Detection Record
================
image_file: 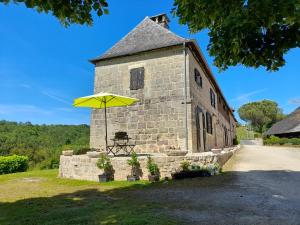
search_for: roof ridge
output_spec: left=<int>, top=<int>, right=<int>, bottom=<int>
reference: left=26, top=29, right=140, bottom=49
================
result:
left=92, top=17, right=150, bottom=61
left=145, top=16, right=189, bottom=42
left=90, top=16, right=189, bottom=63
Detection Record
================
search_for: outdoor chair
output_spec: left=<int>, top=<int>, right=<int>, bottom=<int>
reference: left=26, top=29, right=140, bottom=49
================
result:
left=106, top=131, right=135, bottom=156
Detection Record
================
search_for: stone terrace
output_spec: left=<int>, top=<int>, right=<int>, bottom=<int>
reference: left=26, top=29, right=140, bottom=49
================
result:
left=59, top=146, right=239, bottom=181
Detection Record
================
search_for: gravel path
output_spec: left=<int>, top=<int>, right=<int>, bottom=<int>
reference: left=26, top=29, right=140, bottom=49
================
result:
left=134, top=145, right=300, bottom=225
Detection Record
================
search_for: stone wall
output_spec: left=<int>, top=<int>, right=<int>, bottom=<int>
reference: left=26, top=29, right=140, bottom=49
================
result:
left=91, top=46, right=188, bottom=154
left=59, top=145, right=240, bottom=181
left=187, top=48, right=237, bottom=152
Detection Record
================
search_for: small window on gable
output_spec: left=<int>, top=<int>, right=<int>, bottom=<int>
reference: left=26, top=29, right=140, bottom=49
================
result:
left=210, top=89, right=216, bottom=108
left=206, top=112, right=213, bottom=134
left=194, top=68, right=202, bottom=88
left=130, top=67, right=144, bottom=90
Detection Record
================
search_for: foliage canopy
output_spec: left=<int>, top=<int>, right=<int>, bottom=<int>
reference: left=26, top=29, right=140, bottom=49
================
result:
left=2, top=0, right=299, bottom=70
left=173, top=0, right=300, bottom=71
left=238, top=100, right=285, bottom=133
left=1, top=0, right=109, bottom=26
left=0, top=120, right=89, bottom=168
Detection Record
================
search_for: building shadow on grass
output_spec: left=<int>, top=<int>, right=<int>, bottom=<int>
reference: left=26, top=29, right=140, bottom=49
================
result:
left=1, top=170, right=300, bottom=225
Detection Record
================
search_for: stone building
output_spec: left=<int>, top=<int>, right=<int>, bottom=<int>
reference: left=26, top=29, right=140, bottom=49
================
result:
left=89, top=14, right=237, bottom=154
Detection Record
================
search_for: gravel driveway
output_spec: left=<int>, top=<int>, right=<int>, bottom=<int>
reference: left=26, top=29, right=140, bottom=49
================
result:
left=134, top=145, right=300, bottom=225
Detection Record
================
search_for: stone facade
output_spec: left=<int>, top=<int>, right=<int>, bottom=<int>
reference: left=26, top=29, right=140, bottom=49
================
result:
left=59, top=15, right=239, bottom=182
left=59, top=146, right=240, bottom=181
left=90, top=46, right=188, bottom=153
left=188, top=48, right=237, bottom=152
left=90, top=45, right=236, bottom=154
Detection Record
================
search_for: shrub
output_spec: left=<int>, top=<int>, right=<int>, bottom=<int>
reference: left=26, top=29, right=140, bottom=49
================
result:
left=264, top=136, right=300, bottom=146
left=180, top=160, right=191, bottom=171
left=0, top=155, right=29, bottom=174
left=172, top=162, right=222, bottom=180
left=254, top=133, right=262, bottom=138
left=206, top=163, right=222, bottom=175
left=233, top=136, right=239, bottom=145
left=264, top=135, right=281, bottom=145
left=73, top=147, right=91, bottom=155
left=39, top=157, right=59, bottom=170
left=96, top=154, right=113, bottom=176
left=289, top=138, right=300, bottom=145
left=127, top=153, right=140, bottom=177
left=147, top=156, right=159, bottom=176
left=127, top=152, right=139, bottom=168
left=62, top=145, right=90, bottom=155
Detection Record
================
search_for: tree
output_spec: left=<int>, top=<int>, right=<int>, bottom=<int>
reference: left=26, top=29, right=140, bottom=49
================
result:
left=173, top=0, right=300, bottom=71
left=238, top=100, right=285, bottom=133
left=1, top=0, right=109, bottom=26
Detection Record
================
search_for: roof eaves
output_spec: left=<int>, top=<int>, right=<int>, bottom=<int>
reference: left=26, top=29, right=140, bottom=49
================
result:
left=90, top=43, right=185, bottom=64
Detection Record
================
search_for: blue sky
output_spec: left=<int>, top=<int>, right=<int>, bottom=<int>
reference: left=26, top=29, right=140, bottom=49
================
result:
left=0, top=0, right=299, bottom=125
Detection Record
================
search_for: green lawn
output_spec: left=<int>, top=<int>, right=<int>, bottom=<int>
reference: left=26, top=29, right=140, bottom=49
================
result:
left=236, top=126, right=261, bottom=141
left=0, top=170, right=177, bottom=225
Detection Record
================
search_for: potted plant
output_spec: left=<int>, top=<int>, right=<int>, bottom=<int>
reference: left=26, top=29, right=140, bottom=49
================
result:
left=96, top=153, right=114, bottom=182
left=127, top=153, right=140, bottom=181
left=147, top=156, right=160, bottom=182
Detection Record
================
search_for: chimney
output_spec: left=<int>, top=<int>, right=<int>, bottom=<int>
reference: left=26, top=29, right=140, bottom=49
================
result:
left=150, top=13, right=170, bottom=29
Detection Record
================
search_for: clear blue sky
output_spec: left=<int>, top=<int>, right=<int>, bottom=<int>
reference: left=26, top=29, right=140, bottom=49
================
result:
left=1, top=1, right=299, bottom=125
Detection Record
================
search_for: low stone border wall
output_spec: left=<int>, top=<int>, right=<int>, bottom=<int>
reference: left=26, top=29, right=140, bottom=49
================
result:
left=59, top=145, right=240, bottom=181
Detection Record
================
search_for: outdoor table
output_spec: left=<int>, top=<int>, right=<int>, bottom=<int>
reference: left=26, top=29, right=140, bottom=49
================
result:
left=106, top=136, right=135, bottom=156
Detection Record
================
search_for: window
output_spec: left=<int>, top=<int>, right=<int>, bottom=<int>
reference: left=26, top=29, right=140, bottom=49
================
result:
left=194, top=68, right=202, bottom=88
left=210, top=89, right=216, bottom=108
left=206, top=112, right=213, bottom=134
left=130, top=67, right=144, bottom=90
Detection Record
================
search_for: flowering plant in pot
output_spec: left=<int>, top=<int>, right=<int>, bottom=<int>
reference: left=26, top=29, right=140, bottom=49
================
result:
left=147, top=156, right=160, bottom=182
left=96, top=153, right=114, bottom=182
left=127, top=153, right=140, bottom=181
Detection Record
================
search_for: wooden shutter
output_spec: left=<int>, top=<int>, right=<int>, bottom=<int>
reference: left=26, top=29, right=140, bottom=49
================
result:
left=137, top=67, right=144, bottom=89
left=210, top=89, right=215, bottom=108
left=194, top=69, right=202, bottom=87
left=206, top=112, right=212, bottom=134
left=130, top=67, right=144, bottom=90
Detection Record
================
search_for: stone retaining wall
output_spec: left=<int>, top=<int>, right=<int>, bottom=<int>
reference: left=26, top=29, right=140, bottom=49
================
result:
left=59, top=146, right=240, bottom=181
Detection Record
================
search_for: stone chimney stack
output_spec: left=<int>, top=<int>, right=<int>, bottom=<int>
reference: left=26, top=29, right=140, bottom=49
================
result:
left=150, top=13, right=170, bottom=29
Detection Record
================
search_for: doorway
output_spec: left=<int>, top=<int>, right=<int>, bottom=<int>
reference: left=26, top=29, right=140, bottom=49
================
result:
left=195, top=106, right=206, bottom=152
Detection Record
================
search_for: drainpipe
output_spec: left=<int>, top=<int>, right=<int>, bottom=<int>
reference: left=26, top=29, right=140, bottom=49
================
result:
left=183, top=42, right=188, bottom=152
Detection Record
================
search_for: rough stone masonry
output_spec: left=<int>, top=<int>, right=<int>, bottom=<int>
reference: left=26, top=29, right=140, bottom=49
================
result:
left=59, top=146, right=239, bottom=181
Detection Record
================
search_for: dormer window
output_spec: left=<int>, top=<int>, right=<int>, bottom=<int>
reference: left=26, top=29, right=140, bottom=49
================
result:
left=194, top=68, right=202, bottom=88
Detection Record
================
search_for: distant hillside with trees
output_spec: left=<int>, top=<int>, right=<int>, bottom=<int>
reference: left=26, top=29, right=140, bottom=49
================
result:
left=0, top=121, right=89, bottom=169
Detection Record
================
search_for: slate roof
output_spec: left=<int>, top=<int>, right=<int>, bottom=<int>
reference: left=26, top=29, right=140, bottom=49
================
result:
left=90, top=17, right=189, bottom=63
left=265, top=107, right=300, bottom=135
left=89, top=15, right=236, bottom=120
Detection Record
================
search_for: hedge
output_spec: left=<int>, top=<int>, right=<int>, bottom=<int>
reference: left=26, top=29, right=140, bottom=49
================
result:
left=0, top=155, right=29, bottom=174
left=264, top=136, right=300, bottom=146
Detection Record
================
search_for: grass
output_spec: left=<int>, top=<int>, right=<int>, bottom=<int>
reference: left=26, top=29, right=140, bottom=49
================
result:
left=236, top=126, right=261, bottom=141
left=0, top=170, right=177, bottom=225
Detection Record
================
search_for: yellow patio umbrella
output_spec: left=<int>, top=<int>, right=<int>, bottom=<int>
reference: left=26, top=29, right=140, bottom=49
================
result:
left=73, top=92, right=139, bottom=150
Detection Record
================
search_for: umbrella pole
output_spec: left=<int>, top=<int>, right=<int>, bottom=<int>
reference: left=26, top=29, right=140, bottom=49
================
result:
left=104, top=101, right=108, bottom=152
